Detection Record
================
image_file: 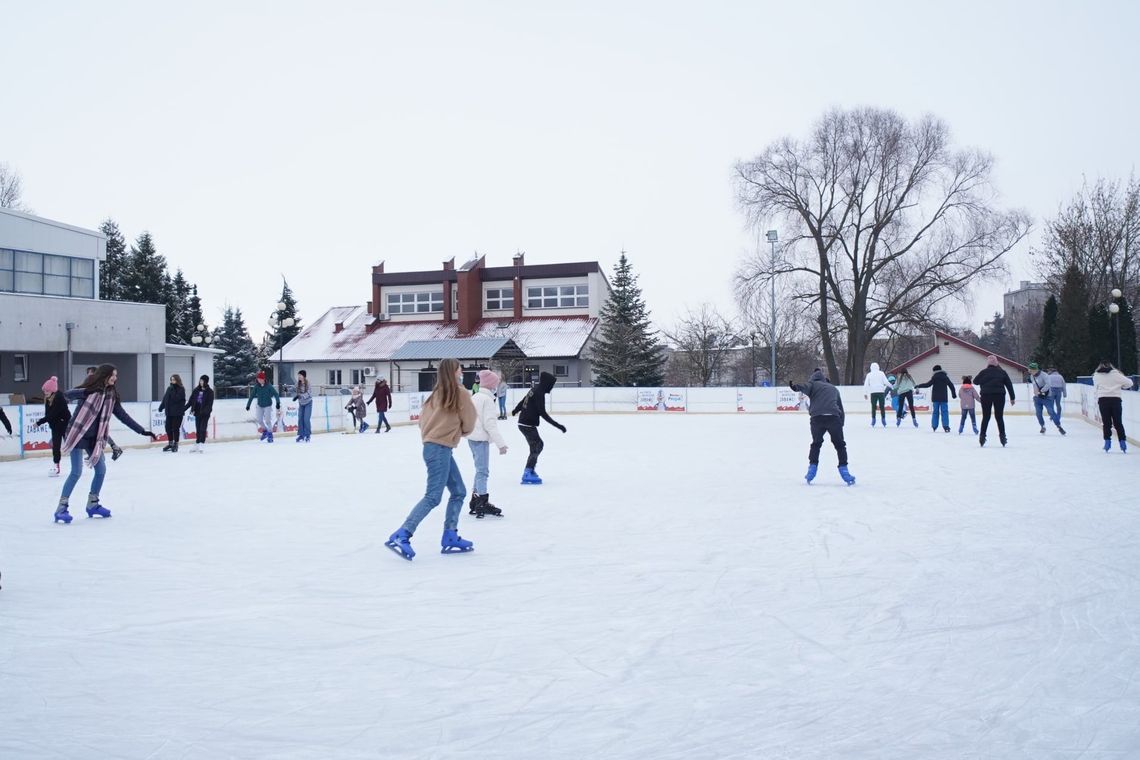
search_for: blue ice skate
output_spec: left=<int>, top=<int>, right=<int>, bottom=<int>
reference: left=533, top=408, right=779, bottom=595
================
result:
left=871, top=417, right=876, bottom=427
left=359, top=421, right=369, bottom=433
left=440, top=529, right=474, bottom=554
left=805, top=463, right=818, bottom=484
left=259, top=428, right=269, bottom=441
left=86, top=502, right=111, bottom=519
left=1104, top=439, right=1112, bottom=452
left=521, top=468, right=543, bottom=485
left=267, top=432, right=274, bottom=443
left=912, top=418, right=919, bottom=428
left=53, top=503, right=72, bottom=524
left=385, top=529, right=415, bottom=560
left=1121, top=440, right=1128, bottom=453
left=838, top=465, right=856, bottom=486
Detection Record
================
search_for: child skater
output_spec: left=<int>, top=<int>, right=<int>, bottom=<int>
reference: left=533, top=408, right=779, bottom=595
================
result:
left=36, top=375, right=71, bottom=476
left=791, top=369, right=855, bottom=485
left=958, top=375, right=979, bottom=435
left=511, top=371, right=566, bottom=484
left=345, top=387, right=369, bottom=433
left=385, top=358, right=477, bottom=560
left=54, top=364, right=157, bottom=524
left=467, top=370, right=509, bottom=518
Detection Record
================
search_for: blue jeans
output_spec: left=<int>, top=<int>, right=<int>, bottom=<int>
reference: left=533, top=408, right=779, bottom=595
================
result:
left=60, top=444, right=105, bottom=501
left=959, top=408, right=976, bottom=431
left=1034, top=395, right=1060, bottom=427
left=498, top=395, right=507, bottom=416
left=468, top=439, right=490, bottom=494
left=1050, top=390, right=1064, bottom=416
left=401, top=443, right=466, bottom=534
left=376, top=411, right=389, bottom=429
left=298, top=402, right=313, bottom=438
left=931, top=401, right=950, bottom=429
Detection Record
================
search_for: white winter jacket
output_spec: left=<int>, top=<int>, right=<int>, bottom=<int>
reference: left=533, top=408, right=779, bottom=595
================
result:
left=863, top=363, right=892, bottom=394
left=468, top=388, right=508, bottom=448
left=1093, top=368, right=1134, bottom=399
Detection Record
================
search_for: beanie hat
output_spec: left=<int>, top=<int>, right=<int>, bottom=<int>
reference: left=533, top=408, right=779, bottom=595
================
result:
left=478, top=369, right=500, bottom=390
left=1028, top=362, right=1039, bottom=370
left=42, top=375, right=59, bottom=395
left=986, top=355, right=999, bottom=366
left=257, top=371, right=266, bottom=381
left=932, top=364, right=942, bottom=371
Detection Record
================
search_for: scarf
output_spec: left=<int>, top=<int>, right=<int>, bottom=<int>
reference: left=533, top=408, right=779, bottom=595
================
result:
left=61, top=389, right=115, bottom=467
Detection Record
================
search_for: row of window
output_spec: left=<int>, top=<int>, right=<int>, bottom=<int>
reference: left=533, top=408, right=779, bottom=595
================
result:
left=0, top=249, right=96, bottom=299
left=327, top=364, right=570, bottom=388
left=385, top=285, right=589, bottom=315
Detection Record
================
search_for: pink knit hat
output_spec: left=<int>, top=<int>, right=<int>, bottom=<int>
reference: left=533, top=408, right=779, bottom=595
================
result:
left=986, top=355, right=999, bottom=366
left=477, top=370, right=500, bottom=390
left=42, top=375, right=58, bottom=395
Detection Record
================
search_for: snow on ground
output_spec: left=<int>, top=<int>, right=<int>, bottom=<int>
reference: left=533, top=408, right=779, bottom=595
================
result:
left=1, top=412, right=1138, bottom=759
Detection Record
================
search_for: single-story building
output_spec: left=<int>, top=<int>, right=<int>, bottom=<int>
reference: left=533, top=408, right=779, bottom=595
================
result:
left=890, top=330, right=1029, bottom=384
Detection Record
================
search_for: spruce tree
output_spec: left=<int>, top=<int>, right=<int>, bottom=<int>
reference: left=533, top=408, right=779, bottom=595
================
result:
left=212, top=307, right=260, bottom=394
left=1053, top=264, right=1092, bottom=379
left=1111, top=295, right=1137, bottom=375
left=1088, top=304, right=1113, bottom=371
left=98, top=218, right=128, bottom=300
left=165, top=269, right=193, bottom=343
left=267, top=279, right=302, bottom=354
left=590, top=253, right=665, bottom=386
left=122, top=231, right=169, bottom=304
left=979, top=312, right=1010, bottom=357
left=184, top=285, right=206, bottom=342
left=1033, top=295, right=1058, bottom=366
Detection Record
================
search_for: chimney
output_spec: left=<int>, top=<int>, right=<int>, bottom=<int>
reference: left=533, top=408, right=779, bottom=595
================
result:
left=334, top=321, right=344, bottom=334
left=513, top=252, right=524, bottom=319
left=512, top=252, right=525, bottom=267
left=457, top=255, right=486, bottom=335
left=366, top=300, right=373, bottom=314
left=371, top=261, right=384, bottom=317
left=443, top=258, right=455, bottom=271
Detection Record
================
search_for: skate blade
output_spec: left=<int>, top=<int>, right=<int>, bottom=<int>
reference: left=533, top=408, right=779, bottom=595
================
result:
left=440, top=546, right=474, bottom=554
left=384, top=541, right=414, bottom=561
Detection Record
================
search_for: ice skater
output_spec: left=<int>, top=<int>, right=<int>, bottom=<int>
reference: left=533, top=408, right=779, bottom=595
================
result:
left=54, top=364, right=157, bottom=524
left=916, top=364, right=957, bottom=432
left=957, top=375, right=979, bottom=435
left=385, top=358, right=477, bottom=560
left=159, top=373, right=186, bottom=452
left=185, top=375, right=215, bottom=452
left=83, top=365, right=124, bottom=460
left=791, top=369, right=855, bottom=485
left=290, top=370, right=313, bottom=442
left=345, top=386, right=369, bottom=433
left=36, top=375, right=71, bottom=476
left=1092, top=359, right=1133, bottom=452
left=893, top=369, right=919, bottom=427
left=246, top=371, right=281, bottom=442
left=495, top=379, right=509, bottom=420
left=974, top=355, right=1015, bottom=447
left=467, top=370, right=509, bottom=518
left=1047, top=367, right=1067, bottom=416
left=365, top=377, right=392, bottom=433
left=511, top=371, right=566, bottom=484
left=863, top=362, right=892, bottom=427
left=1028, top=362, right=1064, bottom=435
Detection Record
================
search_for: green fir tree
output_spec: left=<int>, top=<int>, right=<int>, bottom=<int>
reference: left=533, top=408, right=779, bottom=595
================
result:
left=212, top=307, right=260, bottom=394
left=98, top=218, right=128, bottom=300
left=590, top=253, right=665, bottom=386
left=267, top=278, right=302, bottom=355
left=1109, top=295, right=1137, bottom=375
left=1033, top=295, right=1058, bottom=366
left=122, top=231, right=169, bottom=304
left=1052, top=264, right=1092, bottom=379
left=165, top=269, right=192, bottom=343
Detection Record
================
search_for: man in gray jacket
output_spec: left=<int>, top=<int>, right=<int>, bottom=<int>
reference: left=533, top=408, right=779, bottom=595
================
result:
left=1046, top=367, right=1067, bottom=416
left=791, top=369, right=855, bottom=485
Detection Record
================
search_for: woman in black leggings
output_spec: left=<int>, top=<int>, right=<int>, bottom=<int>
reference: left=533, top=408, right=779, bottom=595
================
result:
left=972, top=355, right=1016, bottom=447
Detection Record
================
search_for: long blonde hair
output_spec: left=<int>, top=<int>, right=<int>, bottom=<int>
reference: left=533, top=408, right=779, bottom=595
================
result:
left=429, top=358, right=465, bottom=415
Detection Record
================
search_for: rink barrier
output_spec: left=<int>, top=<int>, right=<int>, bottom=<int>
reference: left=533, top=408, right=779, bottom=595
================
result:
left=2, top=383, right=1134, bottom=460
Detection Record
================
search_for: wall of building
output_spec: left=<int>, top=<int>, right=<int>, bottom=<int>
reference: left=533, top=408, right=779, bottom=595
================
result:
left=0, top=208, right=106, bottom=263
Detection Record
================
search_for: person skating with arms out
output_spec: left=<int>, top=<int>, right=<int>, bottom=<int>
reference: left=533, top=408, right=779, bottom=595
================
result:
left=82, top=365, right=125, bottom=460
left=385, top=358, right=477, bottom=560
left=1092, top=358, right=1133, bottom=452
left=791, top=369, right=855, bottom=485
left=36, top=375, right=71, bottom=476
left=511, top=371, right=566, bottom=484
left=1028, top=362, right=1065, bottom=435
left=467, top=370, right=509, bottom=518
left=54, top=364, right=158, bottom=524
left=916, top=364, right=957, bottom=432
left=185, top=375, right=215, bottom=452
left=957, top=375, right=980, bottom=435
left=246, top=371, right=281, bottom=442
left=863, top=362, right=892, bottom=427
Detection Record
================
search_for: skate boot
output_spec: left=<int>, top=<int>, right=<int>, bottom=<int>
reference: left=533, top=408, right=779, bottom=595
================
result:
left=259, top=428, right=269, bottom=441
left=171, top=442, right=178, bottom=453
left=296, top=434, right=304, bottom=442
left=1058, top=425, right=1066, bottom=435
left=440, top=529, right=474, bottom=554
left=1000, top=435, right=1007, bottom=447
left=943, top=427, right=950, bottom=433
left=54, top=499, right=72, bottom=525
left=837, top=465, right=856, bottom=486
left=111, top=446, right=124, bottom=461
left=360, top=421, right=369, bottom=433
left=521, top=468, right=543, bottom=485
left=85, top=494, right=111, bottom=519
left=385, top=529, right=415, bottom=560
left=805, top=463, right=818, bottom=484
left=481, top=494, right=502, bottom=517
left=912, top=417, right=918, bottom=428
left=1039, top=425, right=1046, bottom=434
left=881, top=415, right=887, bottom=427
left=1104, top=439, right=1112, bottom=452
left=958, top=425, right=964, bottom=435
left=267, top=432, right=274, bottom=443
left=385, top=424, right=392, bottom=432
left=1121, top=440, right=1128, bottom=453
left=972, top=425, right=979, bottom=434
left=162, top=443, right=173, bottom=452
left=896, top=417, right=902, bottom=427
left=50, top=463, right=60, bottom=477
left=871, top=417, right=877, bottom=427
left=469, top=493, right=486, bottom=518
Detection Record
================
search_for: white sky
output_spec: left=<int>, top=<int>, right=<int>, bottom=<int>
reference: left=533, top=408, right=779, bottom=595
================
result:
left=2, top=0, right=1138, bottom=338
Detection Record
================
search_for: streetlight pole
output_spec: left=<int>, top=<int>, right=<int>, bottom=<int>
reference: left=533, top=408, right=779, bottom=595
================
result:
left=268, top=302, right=295, bottom=392
left=766, top=229, right=779, bottom=385
left=1109, top=287, right=1123, bottom=368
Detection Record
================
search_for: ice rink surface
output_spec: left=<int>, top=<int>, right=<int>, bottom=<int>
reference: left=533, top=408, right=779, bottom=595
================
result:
left=2, top=412, right=1138, bottom=759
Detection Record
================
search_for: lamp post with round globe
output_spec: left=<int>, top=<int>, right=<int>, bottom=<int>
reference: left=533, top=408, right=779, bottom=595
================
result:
left=1108, top=288, right=1122, bottom=369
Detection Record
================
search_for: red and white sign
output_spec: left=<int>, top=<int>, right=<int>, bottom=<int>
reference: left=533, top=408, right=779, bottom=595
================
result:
left=777, top=388, right=805, bottom=412
left=636, top=389, right=686, bottom=412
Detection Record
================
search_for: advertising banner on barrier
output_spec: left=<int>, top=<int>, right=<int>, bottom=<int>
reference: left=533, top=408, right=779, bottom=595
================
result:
left=737, top=390, right=745, bottom=413
left=912, top=390, right=930, bottom=412
left=22, top=407, right=52, bottom=453
left=636, top=388, right=686, bottom=412
left=409, top=392, right=426, bottom=421
left=282, top=403, right=298, bottom=433
left=150, top=403, right=195, bottom=441
left=777, top=388, right=805, bottom=412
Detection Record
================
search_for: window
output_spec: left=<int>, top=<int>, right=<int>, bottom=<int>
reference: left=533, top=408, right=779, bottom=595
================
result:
left=0, top=248, right=96, bottom=298
left=351, top=368, right=366, bottom=386
left=14, top=354, right=28, bottom=382
left=386, top=290, right=444, bottom=315
left=15, top=251, right=43, bottom=294
left=328, top=369, right=342, bottom=386
left=526, top=284, right=588, bottom=309
left=486, top=287, right=514, bottom=311
left=553, top=364, right=569, bottom=378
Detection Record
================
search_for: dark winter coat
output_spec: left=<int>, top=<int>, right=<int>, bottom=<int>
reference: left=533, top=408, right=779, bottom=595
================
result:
left=973, top=365, right=1016, bottom=400
left=512, top=372, right=564, bottom=430
left=791, top=370, right=845, bottom=422
left=366, top=381, right=392, bottom=412
left=0, top=407, right=11, bottom=435
left=916, top=371, right=957, bottom=402
left=185, top=385, right=215, bottom=417
left=159, top=384, right=187, bottom=418
left=36, top=391, right=72, bottom=432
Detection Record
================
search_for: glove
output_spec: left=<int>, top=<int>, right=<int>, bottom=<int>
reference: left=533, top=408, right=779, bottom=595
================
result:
left=790, top=382, right=797, bottom=390
left=556, top=423, right=567, bottom=433
left=498, top=446, right=508, bottom=455
left=147, top=431, right=158, bottom=441
left=511, top=409, right=518, bottom=417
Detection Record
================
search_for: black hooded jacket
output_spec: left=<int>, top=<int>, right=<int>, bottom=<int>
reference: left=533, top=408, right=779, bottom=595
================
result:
left=791, top=369, right=845, bottom=421
left=159, top=384, right=187, bottom=418
left=973, top=365, right=1016, bottom=400
left=512, top=372, right=563, bottom=428
left=916, top=370, right=957, bottom=402
left=36, top=391, right=72, bottom=432
left=185, top=384, right=215, bottom=417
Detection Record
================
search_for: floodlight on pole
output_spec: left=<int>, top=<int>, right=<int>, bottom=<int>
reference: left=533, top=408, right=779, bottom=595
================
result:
left=766, top=229, right=778, bottom=385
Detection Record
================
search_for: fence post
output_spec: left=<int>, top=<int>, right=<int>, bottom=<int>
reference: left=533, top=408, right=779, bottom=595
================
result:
left=19, top=405, right=25, bottom=459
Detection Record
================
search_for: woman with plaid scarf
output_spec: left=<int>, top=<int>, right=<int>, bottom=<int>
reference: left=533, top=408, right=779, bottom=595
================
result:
left=54, top=364, right=157, bottom=524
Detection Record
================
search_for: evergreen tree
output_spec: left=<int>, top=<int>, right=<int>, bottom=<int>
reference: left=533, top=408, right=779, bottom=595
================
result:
left=1033, top=295, right=1058, bottom=366
left=98, top=218, right=128, bottom=300
left=165, top=269, right=193, bottom=343
left=122, top=232, right=169, bottom=304
left=590, top=253, right=665, bottom=386
left=184, top=285, right=206, bottom=342
left=212, top=307, right=260, bottom=394
left=1109, top=295, right=1138, bottom=375
left=1088, top=304, right=1114, bottom=371
left=267, top=278, right=302, bottom=354
left=979, top=312, right=1011, bottom=357
left=1053, top=264, right=1092, bottom=379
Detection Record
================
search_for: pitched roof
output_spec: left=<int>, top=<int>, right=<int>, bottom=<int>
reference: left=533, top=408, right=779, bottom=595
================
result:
left=890, top=330, right=1029, bottom=374
left=390, top=337, right=523, bottom=361
left=279, top=306, right=597, bottom=362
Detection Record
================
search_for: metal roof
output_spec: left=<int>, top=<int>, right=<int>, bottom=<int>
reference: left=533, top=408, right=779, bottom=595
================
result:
left=390, top=337, right=520, bottom=361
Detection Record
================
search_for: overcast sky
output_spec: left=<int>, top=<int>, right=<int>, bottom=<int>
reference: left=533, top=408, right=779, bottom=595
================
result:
left=3, top=1, right=1138, bottom=339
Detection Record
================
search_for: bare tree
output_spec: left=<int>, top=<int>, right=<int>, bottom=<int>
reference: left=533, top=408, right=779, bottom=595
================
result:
left=735, top=107, right=1031, bottom=383
left=1033, top=175, right=1140, bottom=307
left=660, top=304, right=739, bottom=386
left=0, top=162, right=30, bottom=211
left=734, top=267, right=821, bottom=385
